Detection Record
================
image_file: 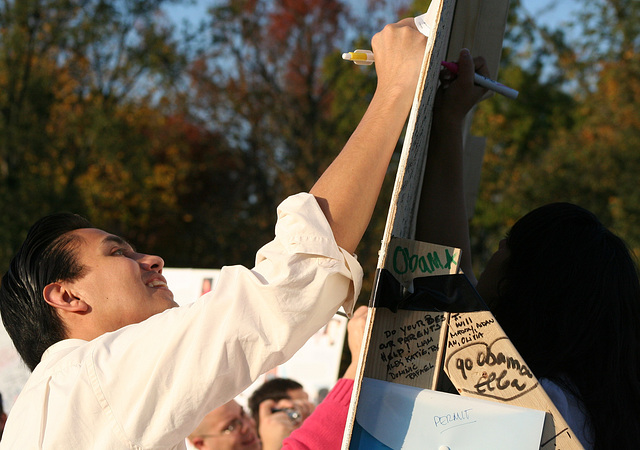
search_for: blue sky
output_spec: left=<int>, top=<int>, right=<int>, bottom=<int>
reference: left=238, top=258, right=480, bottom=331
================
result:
left=520, top=0, right=581, bottom=28
left=164, top=1, right=582, bottom=30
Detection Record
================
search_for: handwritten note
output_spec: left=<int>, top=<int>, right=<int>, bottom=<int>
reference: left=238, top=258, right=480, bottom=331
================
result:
left=445, top=312, right=537, bottom=401
left=447, top=313, right=494, bottom=348
left=363, top=238, right=461, bottom=388
left=364, top=309, right=444, bottom=388
left=384, top=237, right=460, bottom=287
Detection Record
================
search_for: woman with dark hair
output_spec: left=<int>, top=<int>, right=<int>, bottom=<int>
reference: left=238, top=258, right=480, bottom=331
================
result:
left=418, top=49, right=640, bottom=448
left=488, top=203, right=640, bottom=449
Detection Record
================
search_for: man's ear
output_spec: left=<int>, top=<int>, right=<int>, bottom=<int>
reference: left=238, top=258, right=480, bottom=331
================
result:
left=43, top=282, right=89, bottom=313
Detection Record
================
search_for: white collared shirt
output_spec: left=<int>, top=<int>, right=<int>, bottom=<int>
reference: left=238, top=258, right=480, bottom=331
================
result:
left=1, top=193, right=361, bottom=449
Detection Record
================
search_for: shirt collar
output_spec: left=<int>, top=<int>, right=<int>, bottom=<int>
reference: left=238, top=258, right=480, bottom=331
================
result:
left=41, top=338, right=88, bottom=362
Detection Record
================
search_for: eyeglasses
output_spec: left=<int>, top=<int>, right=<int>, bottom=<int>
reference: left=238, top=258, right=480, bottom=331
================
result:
left=198, top=408, right=251, bottom=438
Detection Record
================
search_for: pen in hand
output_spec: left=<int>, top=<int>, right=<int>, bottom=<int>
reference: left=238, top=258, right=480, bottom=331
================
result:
left=440, top=61, right=519, bottom=100
left=341, top=49, right=374, bottom=66
left=341, top=50, right=519, bottom=100
left=341, top=12, right=430, bottom=67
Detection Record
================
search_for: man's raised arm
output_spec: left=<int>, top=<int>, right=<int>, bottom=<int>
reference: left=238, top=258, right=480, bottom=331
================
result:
left=310, top=18, right=427, bottom=254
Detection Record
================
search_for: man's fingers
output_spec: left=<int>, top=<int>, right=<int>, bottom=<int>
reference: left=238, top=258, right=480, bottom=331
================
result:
left=396, top=16, right=418, bottom=29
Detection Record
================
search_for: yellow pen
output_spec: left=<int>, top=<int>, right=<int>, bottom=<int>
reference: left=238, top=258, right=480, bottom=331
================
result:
left=341, top=49, right=374, bottom=66
left=343, top=8, right=435, bottom=67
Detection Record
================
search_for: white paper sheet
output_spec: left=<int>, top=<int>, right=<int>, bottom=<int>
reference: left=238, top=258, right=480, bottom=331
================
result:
left=355, top=377, right=545, bottom=449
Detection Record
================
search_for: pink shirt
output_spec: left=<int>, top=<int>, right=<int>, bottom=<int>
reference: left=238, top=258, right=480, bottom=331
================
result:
left=283, top=378, right=354, bottom=449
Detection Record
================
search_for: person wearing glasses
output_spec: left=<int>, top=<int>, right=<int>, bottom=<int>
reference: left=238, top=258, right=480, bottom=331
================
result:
left=187, top=401, right=260, bottom=450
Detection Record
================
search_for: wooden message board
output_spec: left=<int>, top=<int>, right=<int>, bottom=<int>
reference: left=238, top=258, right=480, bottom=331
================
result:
left=362, top=237, right=461, bottom=390
left=445, top=311, right=583, bottom=448
left=342, top=0, right=584, bottom=448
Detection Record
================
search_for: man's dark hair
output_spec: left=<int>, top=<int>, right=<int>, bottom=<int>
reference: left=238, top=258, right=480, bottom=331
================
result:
left=248, top=378, right=304, bottom=430
left=0, top=213, right=93, bottom=371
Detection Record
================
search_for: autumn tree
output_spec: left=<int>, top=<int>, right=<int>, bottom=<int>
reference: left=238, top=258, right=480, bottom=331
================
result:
left=187, top=0, right=398, bottom=277
left=0, top=0, right=404, bottom=277
left=0, top=0, right=202, bottom=272
left=507, top=0, right=640, bottom=255
left=463, top=0, right=640, bottom=272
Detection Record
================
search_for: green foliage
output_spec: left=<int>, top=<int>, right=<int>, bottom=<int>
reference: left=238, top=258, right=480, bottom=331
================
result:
left=186, top=0, right=386, bottom=272
left=0, top=0, right=191, bottom=272
left=470, top=62, right=577, bottom=271
left=470, top=0, right=640, bottom=271
left=1, top=0, right=639, bottom=296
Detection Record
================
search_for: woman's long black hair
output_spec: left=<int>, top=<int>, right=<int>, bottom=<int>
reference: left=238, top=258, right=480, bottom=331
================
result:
left=492, top=203, right=640, bottom=448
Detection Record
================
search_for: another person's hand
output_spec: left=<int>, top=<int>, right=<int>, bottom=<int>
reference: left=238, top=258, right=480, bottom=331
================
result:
left=343, top=305, right=368, bottom=379
left=258, top=397, right=314, bottom=450
left=435, top=48, right=489, bottom=123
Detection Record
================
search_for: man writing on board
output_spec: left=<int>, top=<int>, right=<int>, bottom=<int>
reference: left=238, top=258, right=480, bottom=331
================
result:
left=0, top=18, right=427, bottom=448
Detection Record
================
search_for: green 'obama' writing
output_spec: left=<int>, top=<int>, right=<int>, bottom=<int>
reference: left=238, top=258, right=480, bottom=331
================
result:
left=392, top=245, right=457, bottom=275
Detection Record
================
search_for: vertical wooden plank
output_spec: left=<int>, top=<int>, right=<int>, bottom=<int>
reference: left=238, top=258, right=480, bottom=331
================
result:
left=341, top=3, right=459, bottom=446
left=377, top=0, right=458, bottom=252
left=446, top=0, right=510, bottom=73
left=446, top=0, right=510, bottom=218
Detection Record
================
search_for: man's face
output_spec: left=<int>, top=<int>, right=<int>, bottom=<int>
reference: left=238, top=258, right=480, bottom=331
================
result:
left=191, top=401, right=260, bottom=450
left=63, top=228, right=178, bottom=335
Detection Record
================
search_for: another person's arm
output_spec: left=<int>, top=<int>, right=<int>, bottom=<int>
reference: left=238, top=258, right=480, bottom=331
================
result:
left=341, top=304, right=367, bottom=380
left=264, top=306, right=367, bottom=449
left=415, top=49, right=489, bottom=283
